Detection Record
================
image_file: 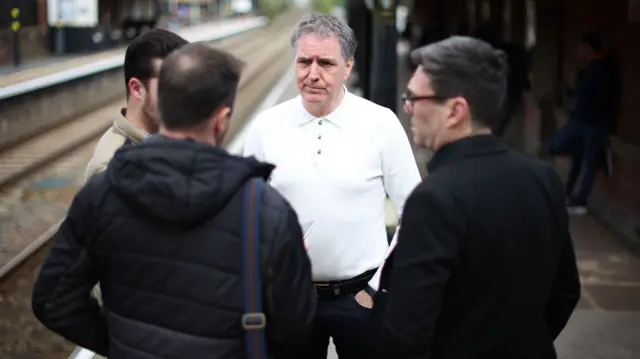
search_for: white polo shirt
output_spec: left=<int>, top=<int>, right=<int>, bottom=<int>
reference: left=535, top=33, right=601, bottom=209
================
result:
left=243, top=89, right=421, bottom=281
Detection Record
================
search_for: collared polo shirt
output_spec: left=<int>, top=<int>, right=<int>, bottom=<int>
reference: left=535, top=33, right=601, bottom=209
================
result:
left=243, top=89, right=421, bottom=281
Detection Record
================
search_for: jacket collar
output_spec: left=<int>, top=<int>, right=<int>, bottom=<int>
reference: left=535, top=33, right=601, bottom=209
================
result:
left=427, top=134, right=508, bottom=173
left=112, top=108, right=148, bottom=144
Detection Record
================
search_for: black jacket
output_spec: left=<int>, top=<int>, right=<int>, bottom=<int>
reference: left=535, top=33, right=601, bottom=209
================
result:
left=368, top=135, right=581, bottom=359
left=32, top=136, right=316, bottom=359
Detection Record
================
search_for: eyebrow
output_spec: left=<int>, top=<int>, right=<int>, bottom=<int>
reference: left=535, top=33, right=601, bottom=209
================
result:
left=297, top=56, right=337, bottom=64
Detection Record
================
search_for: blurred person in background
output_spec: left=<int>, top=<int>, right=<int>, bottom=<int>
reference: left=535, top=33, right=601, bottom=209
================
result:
left=243, top=13, right=420, bottom=359
left=548, top=31, right=618, bottom=215
left=32, top=42, right=315, bottom=359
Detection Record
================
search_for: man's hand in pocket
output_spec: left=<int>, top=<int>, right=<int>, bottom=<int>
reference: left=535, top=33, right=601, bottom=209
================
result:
left=355, top=289, right=374, bottom=309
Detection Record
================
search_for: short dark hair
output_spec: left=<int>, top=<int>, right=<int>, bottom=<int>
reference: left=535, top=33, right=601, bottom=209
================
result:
left=157, top=43, right=244, bottom=129
left=411, top=36, right=507, bottom=128
left=124, top=29, right=189, bottom=97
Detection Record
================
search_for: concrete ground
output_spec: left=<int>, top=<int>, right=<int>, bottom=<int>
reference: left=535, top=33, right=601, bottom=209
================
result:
left=555, top=216, right=640, bottom=358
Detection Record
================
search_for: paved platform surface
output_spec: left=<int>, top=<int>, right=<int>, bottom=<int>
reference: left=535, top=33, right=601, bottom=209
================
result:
left=556, top=216, right=640, bottom=358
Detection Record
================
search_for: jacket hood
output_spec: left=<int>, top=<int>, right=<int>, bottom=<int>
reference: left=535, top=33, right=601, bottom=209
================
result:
left=107, top=136, right=274, bottom=228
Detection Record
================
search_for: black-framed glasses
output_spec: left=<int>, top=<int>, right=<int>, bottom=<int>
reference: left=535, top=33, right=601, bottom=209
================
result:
left=401, top=92, right=448, bottom=108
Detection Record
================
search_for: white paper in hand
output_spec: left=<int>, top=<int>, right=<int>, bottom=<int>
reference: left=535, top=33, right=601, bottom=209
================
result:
left=300, top=221, right=316, bottom=239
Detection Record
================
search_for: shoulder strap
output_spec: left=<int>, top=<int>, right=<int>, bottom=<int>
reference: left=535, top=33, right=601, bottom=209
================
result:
left=241, top=178, right=268, bottom=359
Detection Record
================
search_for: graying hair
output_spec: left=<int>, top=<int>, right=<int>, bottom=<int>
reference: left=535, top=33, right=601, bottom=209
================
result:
left=290, top=13, right=357, bottom=61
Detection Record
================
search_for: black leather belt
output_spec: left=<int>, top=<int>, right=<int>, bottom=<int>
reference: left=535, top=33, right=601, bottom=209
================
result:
left=314, top=268, right=378, bottom=299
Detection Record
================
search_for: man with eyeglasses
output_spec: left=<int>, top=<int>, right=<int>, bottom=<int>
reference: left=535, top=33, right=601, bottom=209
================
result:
left=364, top=36, right=581, bottom=359
left=243, top=13, right=420, bottom=359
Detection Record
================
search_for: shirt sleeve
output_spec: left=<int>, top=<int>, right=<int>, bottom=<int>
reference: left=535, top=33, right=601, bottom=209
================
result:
left=367, top=226, right=399, bottom=291
left=380, top=109, right=421, bottom=217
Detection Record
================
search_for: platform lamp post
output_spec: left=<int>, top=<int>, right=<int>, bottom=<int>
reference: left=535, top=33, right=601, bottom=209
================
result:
left=54, top=21, right=65, bottom=55
left=9, top=1, right=22, bottom=67
left=369, top=0, right=397, bottom=111
left=52, top=0, right=66, bottom=56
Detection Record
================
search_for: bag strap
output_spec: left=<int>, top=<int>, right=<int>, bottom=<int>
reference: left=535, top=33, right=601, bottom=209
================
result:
left=241, top=178, right=268, bottom=359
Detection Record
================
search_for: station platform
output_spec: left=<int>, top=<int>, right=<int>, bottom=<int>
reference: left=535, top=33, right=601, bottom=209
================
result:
left=0, top=16, right=268, bottom=98
left=0, top=20, right=638, bottom=358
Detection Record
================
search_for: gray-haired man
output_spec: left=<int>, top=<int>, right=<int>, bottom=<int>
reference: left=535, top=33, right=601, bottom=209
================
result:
left=243, top=13, right=421, bottom=358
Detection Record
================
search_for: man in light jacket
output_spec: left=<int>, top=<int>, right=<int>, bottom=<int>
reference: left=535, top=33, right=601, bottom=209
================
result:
left=84, top=29, right=188, bottom=182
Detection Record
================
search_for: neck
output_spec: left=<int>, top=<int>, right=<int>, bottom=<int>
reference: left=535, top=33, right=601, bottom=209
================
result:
left=303, top=87, right=345, bottom=118
left=433, top=126, right=492, bottom=152
left=158, top=127, right=218, bottom=146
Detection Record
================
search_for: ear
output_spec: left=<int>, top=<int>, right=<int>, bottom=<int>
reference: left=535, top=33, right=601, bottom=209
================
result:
left=213, top=106, right=232, bottom=133
left=128, top=78, right=145, bottom=101
left=444, top=97, right=470, bottom=129
left=344, top=57, right=354, bottom=80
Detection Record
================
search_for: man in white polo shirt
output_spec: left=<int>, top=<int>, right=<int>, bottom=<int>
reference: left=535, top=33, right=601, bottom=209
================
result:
left=243, top=13, right=420, bottom=359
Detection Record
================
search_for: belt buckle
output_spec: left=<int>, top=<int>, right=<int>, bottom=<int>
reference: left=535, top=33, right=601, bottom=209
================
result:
left=316, top=283, right=341, bottom=296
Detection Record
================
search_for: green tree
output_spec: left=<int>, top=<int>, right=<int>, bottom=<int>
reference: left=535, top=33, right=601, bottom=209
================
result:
left=313, top=0, right=343, bottom=13
left=259, top=0, right=288, bottom=19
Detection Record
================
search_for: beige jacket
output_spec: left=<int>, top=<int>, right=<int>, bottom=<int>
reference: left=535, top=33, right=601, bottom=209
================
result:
left=84, top=110, right=147, bottom=183
left=86, top=110, right=147, bottom=305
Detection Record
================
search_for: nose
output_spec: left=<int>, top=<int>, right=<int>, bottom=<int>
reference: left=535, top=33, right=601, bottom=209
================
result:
left=309, top=62, right=320, bottom=81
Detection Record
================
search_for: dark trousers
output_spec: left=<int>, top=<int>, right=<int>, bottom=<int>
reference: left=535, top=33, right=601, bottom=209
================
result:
left=282, top=292, right=371, bottom=359
left=549, top=120, right=607, bottom=203
left=308, top=295, right=372, bottom=359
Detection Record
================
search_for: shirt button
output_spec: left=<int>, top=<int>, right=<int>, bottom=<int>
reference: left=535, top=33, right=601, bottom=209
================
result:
left=318, top=119, right=323, bottom=125
left=317, top=149, right=322, bottom=155
left=318, top=135, right=322, bottom=140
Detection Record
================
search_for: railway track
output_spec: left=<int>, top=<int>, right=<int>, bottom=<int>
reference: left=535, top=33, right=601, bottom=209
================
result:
left=0, top=12, right=298, bottom=359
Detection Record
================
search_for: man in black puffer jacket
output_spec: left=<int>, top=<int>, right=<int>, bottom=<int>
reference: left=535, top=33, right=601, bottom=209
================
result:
left=32, top=43, right=316, bottom=359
